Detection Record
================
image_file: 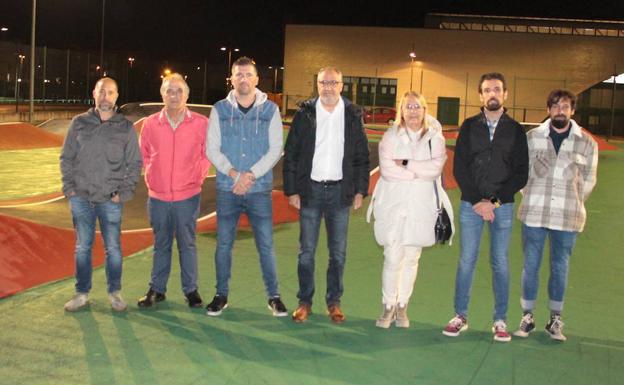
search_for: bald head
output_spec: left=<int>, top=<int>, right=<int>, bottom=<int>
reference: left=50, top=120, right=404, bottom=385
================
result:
left=93, top=77, right=119, bottom=118
left=95, top=77, right=118, bottom=94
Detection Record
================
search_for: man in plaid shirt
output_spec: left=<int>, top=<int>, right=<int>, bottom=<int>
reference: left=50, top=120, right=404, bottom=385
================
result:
left=514, top=89, right=598, bottom=342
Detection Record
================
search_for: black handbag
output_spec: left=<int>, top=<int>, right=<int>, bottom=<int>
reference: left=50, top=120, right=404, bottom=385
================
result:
left=429, top=140, right=452, bottom=244
left=433, top=186, right=452, bottom=244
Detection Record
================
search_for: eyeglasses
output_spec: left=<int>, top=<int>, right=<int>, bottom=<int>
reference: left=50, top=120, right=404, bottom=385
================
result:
left=404, top=104, right=422, bottom=110
left=317, top=80, right=342, bottom=88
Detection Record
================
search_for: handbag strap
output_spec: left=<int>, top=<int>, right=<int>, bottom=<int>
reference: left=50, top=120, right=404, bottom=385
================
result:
left=428, top=139, right=441, bottom=211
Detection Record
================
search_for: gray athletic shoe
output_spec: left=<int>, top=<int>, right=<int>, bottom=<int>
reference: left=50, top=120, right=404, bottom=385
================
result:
left=64, top=293, right=89, bottom=312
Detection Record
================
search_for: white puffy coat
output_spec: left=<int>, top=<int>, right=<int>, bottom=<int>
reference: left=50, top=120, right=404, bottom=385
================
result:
left=367, top=117, right=455, bottom=246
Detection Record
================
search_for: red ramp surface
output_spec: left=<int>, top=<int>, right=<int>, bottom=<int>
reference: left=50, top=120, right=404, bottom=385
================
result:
left=0, top=191, right=299, bottom=298
left=0, top=122, right=64, bottom=150
left=0, top=214, right=152, bottom=298
left=582, top=128, right=618, bottom=151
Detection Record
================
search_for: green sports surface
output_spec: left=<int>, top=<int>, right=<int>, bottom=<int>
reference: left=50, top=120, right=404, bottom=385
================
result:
left=1, top=144, right=623, bottom=385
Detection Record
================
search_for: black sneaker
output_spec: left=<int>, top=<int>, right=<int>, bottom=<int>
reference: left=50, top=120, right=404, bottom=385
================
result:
left=137, top=288, right=166, bottom=308
left=545, top=314, right=567, bottom=341
left=513, top=312, right=536, bottom=337
left=206, top=295, right=228, bottom=316
left=185, top=290, right=203, bottom=308
left=268, top=296, right=288, bottom=317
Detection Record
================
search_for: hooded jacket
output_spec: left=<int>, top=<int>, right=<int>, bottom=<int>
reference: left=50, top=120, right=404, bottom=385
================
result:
left=60, top=108, right=142, bottom=203
left=207, top=88, right=283, bottom=193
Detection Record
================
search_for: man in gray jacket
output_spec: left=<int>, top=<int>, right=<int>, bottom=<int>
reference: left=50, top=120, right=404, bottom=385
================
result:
left=60, top=77, right=142, bottom=312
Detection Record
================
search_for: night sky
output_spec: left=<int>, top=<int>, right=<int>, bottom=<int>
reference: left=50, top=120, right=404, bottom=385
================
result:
left=2, top=0, right=624, bottom=65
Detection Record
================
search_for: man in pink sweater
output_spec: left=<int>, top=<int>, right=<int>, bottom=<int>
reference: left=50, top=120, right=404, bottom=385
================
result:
left=137, top=73, right=210, bottom=308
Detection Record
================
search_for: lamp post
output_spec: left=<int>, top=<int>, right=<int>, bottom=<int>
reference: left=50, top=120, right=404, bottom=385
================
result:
left=126, top=57, right=135, bottom=102
left=220, top=47, right=239, bottom=90
left=268, top=66, right=284, bottom=94
left=15, top=54, right=25, bottom=112
left=409, top=51, right=416, bottom=91
left=100, top=0, right=106, bottom=75
left=1, top=28, right=8, bottom=97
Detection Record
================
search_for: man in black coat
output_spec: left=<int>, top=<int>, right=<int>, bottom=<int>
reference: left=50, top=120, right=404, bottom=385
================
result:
left=442, top=72, right=528, bottom=342
left=283, top=66, right=370, bottom=324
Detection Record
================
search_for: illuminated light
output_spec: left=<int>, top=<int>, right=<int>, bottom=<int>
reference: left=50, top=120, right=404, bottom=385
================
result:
left=603, top=74, right=624, bottom=84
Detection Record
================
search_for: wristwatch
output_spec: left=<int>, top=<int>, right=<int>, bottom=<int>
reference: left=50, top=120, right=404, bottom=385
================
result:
left=402, top=159, right=408, bottom=166
left=489, top=196, right=501, bottom=208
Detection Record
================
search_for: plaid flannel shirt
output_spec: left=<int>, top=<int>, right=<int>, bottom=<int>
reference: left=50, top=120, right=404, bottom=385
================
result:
left=517, top=119, right=598, bottom=232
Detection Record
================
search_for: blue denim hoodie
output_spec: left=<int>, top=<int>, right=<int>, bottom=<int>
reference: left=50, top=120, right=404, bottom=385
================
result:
left=208, top=89, right=283, bottom=193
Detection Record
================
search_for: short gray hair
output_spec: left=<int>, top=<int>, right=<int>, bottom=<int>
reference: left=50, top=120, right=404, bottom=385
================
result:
left=318, top=66, right=343, bottom=81
left=160, top=73, right=190, bottom=96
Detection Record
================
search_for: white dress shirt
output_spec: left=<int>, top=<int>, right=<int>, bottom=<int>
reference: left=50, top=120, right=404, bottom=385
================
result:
left=311, top=97, right=345, bottom=181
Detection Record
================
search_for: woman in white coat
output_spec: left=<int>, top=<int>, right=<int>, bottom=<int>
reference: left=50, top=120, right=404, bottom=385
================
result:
left=367, top=91, right=454, bottom=328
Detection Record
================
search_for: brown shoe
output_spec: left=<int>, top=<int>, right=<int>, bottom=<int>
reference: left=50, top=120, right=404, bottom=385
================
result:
left=328, top=304, right=345, bottom=323
left=292, top=303, right=312, bottom=323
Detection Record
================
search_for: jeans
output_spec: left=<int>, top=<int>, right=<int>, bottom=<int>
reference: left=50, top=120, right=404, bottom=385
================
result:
left=214, top=190, right=279, bottom=297
left=453, top=200, right=514, bottom=321
left=297, top=181, right=350, bottom=306
left=69, top=196, right=123, bottom=294
left=148, top=194, right=200, bottom=295
left=520, top=224, right=578, bottom=313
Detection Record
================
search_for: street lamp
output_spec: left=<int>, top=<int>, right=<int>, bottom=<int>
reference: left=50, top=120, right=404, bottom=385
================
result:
left=100, top=0, right=106, bottom=75
left=220, top=46, right=239, bottom=89
left=15, top=54, right=25, bottom=112
left=126, top=57, right=135, bottom=102
left=409, top=51, right=416, bottom=91
left=268, top=66, right=284, bottom=94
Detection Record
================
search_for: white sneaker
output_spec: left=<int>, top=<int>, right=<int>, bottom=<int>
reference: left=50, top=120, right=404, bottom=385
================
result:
left=375, top=305, right=396, bottom=329
left=64, top=293, right=89, bottom=311
left=108, top=291, right=128, bottom=312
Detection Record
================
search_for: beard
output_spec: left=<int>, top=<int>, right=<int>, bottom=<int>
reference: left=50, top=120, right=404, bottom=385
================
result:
left=320, top=92, right=340, bottom=106
left=484, top=98, right=502, bottom=111
left=551, top=115, right=570, bottom=129
left=97, top=102, right=114, bottom=112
